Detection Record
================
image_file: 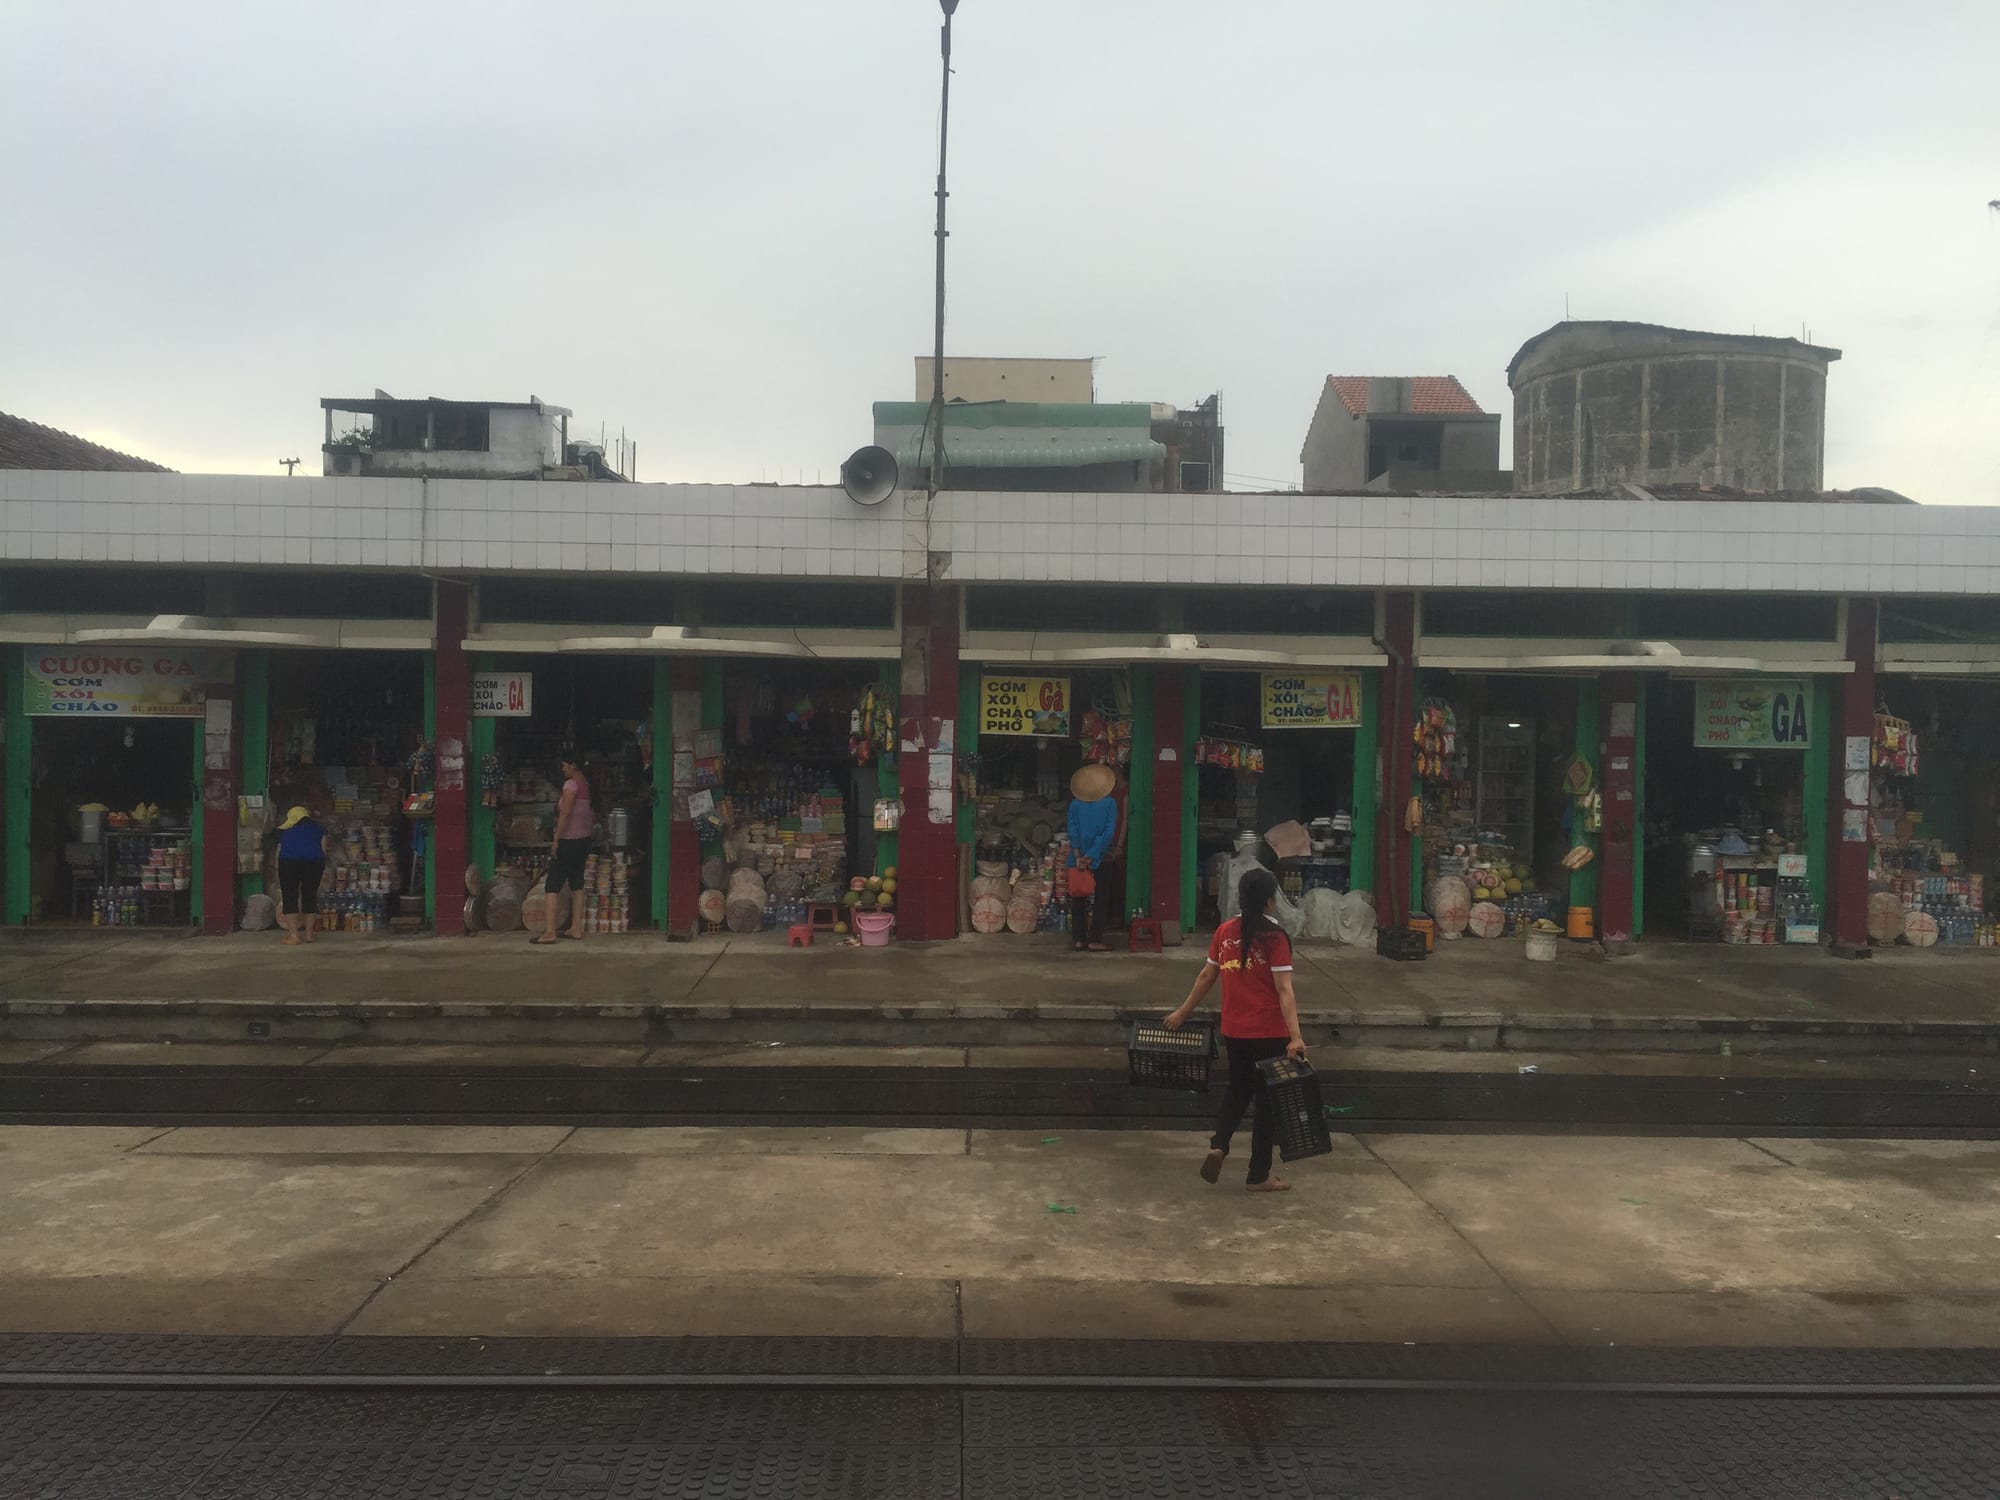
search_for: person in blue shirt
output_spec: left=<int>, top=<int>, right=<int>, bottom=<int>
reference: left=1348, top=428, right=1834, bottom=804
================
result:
left=1066, top=763, right=1119, bottom=952
left=274, top=805, right=330, bottom=947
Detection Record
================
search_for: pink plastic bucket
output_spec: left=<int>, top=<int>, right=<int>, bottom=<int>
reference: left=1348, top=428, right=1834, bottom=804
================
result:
left=854, top=912, right=895, bottom=947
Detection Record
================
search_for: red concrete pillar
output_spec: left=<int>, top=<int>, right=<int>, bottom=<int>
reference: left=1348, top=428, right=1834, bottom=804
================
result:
left=895, top=583, right=961, bottom=941
left=1375, top=591, right=1417, bottom=929
left=432, top=581, right=471, bottom=937
left=1833, top=598, right=1877, bottom=948
left=198, top=666, right=237, bottom=936
left=1598, top=672, right=1640, bottom=944
left=1149, top=667, right=1188, bottom=934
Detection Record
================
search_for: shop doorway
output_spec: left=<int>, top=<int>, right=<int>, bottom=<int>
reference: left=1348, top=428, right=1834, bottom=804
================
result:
left=1643, top=677, right=1815, bottom=943
left=1869, top=679, right=1999, bottom=946
left=488, top=657, right=654, bottom=932
left=1195, top=671, right=1359, bottom=927
left=716, top=662, right=892, bottom=938
left=966, top=669, right=1129, bottom=939
left=32, top=717, right=194, bottom=927
left=265, top=651, right=428, bottom=932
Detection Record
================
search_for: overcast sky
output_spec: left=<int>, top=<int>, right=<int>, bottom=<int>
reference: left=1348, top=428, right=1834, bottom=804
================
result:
left=3, top=1, right=1995, bottom=501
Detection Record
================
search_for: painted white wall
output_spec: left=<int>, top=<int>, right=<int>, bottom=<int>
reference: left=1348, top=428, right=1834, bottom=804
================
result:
left=0, top=471, right=1995, bottom=597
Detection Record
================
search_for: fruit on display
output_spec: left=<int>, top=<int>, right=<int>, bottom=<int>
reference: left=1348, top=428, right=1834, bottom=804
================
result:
left=882, top=866, right=897, bottom=881
left=880, top=878, right=897, bottom=895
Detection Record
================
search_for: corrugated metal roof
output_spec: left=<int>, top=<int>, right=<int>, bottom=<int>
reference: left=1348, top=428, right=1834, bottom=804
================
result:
left=875, top=400, right=1165, bottom=472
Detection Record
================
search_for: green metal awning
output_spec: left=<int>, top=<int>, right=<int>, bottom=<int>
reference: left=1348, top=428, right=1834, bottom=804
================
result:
left=874, top=400, right=1166, bottom=473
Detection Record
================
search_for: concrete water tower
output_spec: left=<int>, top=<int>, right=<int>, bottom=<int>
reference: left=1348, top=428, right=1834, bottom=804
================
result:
left=1506, top=321, right=1840, bottom=495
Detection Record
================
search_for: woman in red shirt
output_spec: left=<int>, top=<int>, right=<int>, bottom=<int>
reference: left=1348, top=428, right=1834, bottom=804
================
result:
left=1164, top=865, right=1307, bottom=1192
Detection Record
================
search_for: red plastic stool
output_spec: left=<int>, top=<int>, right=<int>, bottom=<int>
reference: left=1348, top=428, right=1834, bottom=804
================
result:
left=1127, top=917, right=1164, bottom=953
left=787, top=924, right=813, bottom=948
left=807, top=902, right=840, bottom=932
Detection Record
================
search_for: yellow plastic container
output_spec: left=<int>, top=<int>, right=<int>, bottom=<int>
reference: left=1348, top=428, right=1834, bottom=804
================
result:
left=1566, top=905, right=1595, bottom=941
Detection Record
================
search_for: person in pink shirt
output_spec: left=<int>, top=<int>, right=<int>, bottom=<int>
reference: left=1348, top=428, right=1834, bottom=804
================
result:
left=533, top=754, right=594, bottom=945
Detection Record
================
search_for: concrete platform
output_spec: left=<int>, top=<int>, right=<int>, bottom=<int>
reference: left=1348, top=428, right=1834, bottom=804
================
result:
left=5, top=1121, right=2000, bottom=1349
left=2, top=929, right=1997, bottom=1053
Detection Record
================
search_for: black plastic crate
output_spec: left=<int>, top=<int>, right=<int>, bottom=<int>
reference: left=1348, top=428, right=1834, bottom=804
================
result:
left=1256, top=1055, right=1334, bottom=1162
left=1127, top=1017, right=1216, bottom=1093
left=1376, top=925, right=1427, bottom=961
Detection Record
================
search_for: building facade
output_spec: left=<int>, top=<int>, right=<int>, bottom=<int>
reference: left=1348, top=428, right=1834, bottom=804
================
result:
left=3, top=468, right=1997, bottom=964
left=1300, top=376, right=1505, bottom=493
left=1508, top=322, right=1839, bottom=496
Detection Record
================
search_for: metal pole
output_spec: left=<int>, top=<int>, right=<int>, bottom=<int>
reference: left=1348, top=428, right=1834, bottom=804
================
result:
left=927, top=4, right=956, bottom=498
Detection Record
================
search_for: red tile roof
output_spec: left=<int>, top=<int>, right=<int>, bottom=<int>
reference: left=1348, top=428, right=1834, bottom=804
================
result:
left=1325, top=375, right=1484, bottom=417
left=0, top=412, right=171, bottom=472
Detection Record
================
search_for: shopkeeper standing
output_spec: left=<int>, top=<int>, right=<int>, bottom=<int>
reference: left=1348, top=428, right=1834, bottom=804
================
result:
left=534, top=754, right=593, bottom=946
left=274, top=805, right=329, bottom=948
left=1067, top=763, right=1118, bottom=952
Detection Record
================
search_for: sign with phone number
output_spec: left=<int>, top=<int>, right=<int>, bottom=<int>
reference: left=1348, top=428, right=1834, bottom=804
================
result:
left=1261, top=671, right=1363, bottom=729
left=979, top=675, right=1070, bottom=737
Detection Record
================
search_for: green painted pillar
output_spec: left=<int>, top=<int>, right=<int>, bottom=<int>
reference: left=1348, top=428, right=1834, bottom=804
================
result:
left=1126, top=667, right=1154, bottom=914
left=650, top=657, right=672, bottom=930
left=4, top=652, right=29, bottom=926
left=1633, top=677, right=1648, bottom=941
left=1804, top=675, right=1832, bottom=917
left=700, top=660, right=724, bottom=865
left=1570, top=678, right=1601, bottom=915
left=1350, top=671, right=1378, bottom=897
left=878, top=661, right=903, bottom=875
left=1181, top=669, right=1200, bottom=931
left=238, top=650, right=269, bottom=898
left=423, top=657, right=436, bottom=923
left=468, top=654, right=496, bottom=886
left=953, top=663, right=976, bottom=849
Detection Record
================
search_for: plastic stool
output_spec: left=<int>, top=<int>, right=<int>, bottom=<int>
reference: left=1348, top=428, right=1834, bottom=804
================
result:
left=807, top=902, right=840, bottom=932
left=1128, top=917, right=1164, bottom=953
left=787, top=924, right=813, bottom=948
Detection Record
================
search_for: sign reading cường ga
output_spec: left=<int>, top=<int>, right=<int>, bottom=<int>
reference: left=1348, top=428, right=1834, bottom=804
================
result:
left=22, top=648, right=218, bottom=717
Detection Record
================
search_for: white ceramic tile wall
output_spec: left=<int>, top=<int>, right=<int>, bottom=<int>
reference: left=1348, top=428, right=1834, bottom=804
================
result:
left=1, top=473, right=1999, bottom=596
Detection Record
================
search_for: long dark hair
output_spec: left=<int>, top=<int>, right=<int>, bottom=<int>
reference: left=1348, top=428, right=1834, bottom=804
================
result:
left=1236, top=865, right=1279, bottom=959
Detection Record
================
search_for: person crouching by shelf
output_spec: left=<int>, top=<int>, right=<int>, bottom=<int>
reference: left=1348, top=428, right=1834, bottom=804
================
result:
left=274, top=805, right=329, bottom=948
left=1067, top=763, right=1118, bottom=952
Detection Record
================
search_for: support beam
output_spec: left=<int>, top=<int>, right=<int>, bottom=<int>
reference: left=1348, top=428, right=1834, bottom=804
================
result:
left=1833, top=599, right=1877, bottom=949
left=1181, top=670, right=1200, bottom=932
left=2, top=652, right=25, bottom=926
left=1126, top=666, right=1155, bottom=917
left=1599, top=673, right=1639, bottom=944
left=1350, top=669, right=1378, bottom=903
left=1569, top=677, right=1601, bottom=926
left=1804, top=671, right=1833, bottom=922
left=895, top=583, right=960, bottom=941
left=431, top=581, right=472, bottom=936
left=195, top=660, right=237, bottom=936
left=1377, top=592, right=1417, bottom=929
left=237, top=650, right=269, bottom=899
left=650, top=657, right=672, bottom=931
left=468, top=654, right=496, bottom=889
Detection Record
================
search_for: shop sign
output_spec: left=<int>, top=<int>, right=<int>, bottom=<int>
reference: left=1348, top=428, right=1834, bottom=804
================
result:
left=1694, top=679, right=1812, bottom=749
left=22, top=648, right=216, bottom=717
left=471, top=671, right=533, bottom=718
left=1261, top=672, right=1363, bottom=729
left=979, top=675, right=1070, bottom=737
